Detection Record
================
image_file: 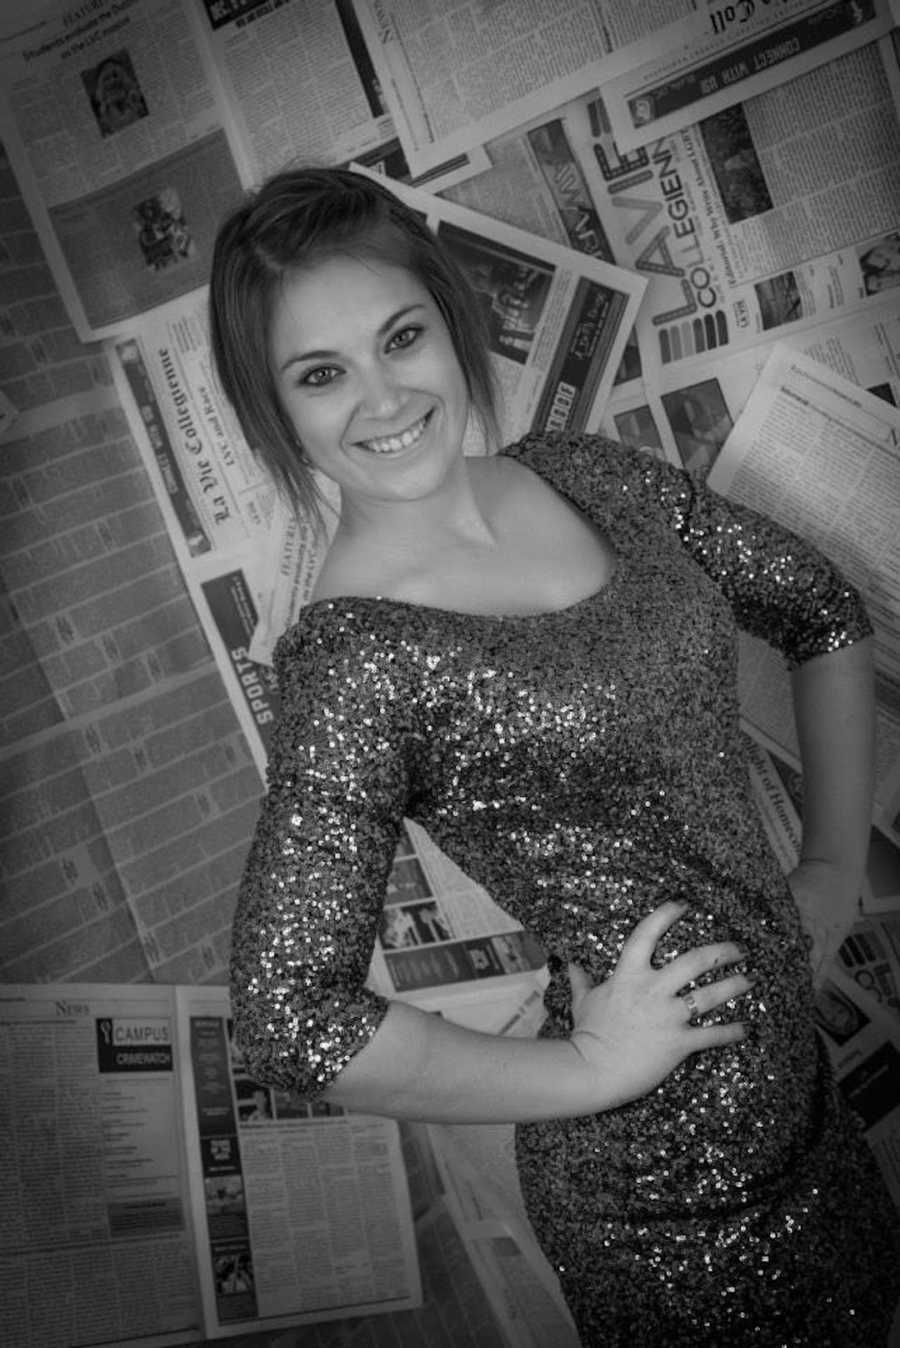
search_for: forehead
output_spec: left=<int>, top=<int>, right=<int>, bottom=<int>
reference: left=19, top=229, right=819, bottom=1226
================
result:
left=268, top=254, right=433, bottom=359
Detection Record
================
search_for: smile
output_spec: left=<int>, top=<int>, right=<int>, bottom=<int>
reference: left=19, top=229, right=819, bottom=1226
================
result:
left=358, top=413, right=430, bottom=455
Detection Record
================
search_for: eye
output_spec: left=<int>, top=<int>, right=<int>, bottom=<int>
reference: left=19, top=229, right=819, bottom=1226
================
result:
left=387, top=324, right=422, bottom=352
left=299, top=365, right=340, bottom=388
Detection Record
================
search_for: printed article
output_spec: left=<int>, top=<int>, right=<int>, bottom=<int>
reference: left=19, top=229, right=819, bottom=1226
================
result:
left=814, top=968, right=900, bottom=1206
left=444, top=39, right=900, bottom=425
left=194, top=0, right=487, bottom=191
left=603, top=0, right=892, bottom=149
left=706, top=343, right=900, bottom=844
left=0, top=0, right=245, bottom=338
left=0, top=0, right=486, bottom=343
left=0, top=983, right=421, bottom=1348
left=350, top=0, right=778, bottom=175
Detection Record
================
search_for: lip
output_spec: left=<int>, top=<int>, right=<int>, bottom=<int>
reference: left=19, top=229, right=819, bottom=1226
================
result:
left=354, top=410, right=433, bottom=456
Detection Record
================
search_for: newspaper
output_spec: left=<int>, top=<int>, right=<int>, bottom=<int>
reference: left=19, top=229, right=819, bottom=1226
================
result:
left=814, top=966, right=900, bottom=1206
left=603, top=0, right=893, bottom=149
left=0, top=982, right=421, bottom=1348
left=365, top=822, right=549, bottom=1021
left=706, top=342, right=900, bottom=845
left=441, top=37, right=900, bottom=423
left=194, top=0, right=489, bottom=191
left=744, top=731, right=900, bottom=979
left=353, top=0, right=830, bottom=176
left=424, top=1127, right=581, bottom=1348
left=0, top=0, right=487, bottom=343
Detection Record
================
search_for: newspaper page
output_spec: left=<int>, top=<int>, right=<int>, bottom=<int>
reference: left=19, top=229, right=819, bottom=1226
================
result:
left=706, top=342, right=900, bottom=844
left=839, top=908, right=900, bottom=1010
left=0, top=983, right=204, bottom=1348
left=603, top=0, right=893, bottom=149
left=814, top=966, right=900, bottom=1206
left=423, top=1128, right=581, bottom=1348
left=176, top=984, right=422, bottom=1337
left=441, top=37, right=900, bottom=424
left=192, top=0, right=488, bottom=192
left=106, top=289, right=300, bottom=774
left=351, top=0, right=776, bottom=175
left=0, top=0, right=248, bottom=340
left=365, top=822, right=548, bottom=1019
left=611, top=288, right=900, bottom=487
left=743, top=732, right=900, bottom=979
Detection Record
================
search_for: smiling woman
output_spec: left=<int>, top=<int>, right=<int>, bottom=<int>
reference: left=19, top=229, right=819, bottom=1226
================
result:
left=208, top=167, right=500, bottom=533
left=209, top=167, right=900, bottom=1347
left=267, top=256, right=472, bottom=516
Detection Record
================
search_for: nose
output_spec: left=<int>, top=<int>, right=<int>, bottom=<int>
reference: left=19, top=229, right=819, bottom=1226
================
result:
left=358, top=359, right=403, bottom=420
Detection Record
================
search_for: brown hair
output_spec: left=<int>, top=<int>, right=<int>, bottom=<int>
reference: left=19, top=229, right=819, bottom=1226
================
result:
left=208, top=167, right=501, bottom=530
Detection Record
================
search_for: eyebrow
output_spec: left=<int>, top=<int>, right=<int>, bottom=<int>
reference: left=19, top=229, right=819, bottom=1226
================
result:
left=278, top=303, right=427, bottom=374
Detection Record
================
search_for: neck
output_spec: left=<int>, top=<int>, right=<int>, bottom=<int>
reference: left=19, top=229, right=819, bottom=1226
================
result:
left=337, top=455, right=499, bottom=557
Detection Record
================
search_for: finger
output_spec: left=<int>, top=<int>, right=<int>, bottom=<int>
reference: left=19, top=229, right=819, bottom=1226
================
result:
left=567, top=962, right=591, bottom=994
left=690, top=1021, right=746, bottom=1049
left=685, top=972, right=755, bottom=1018
left=617, top=900, right=689, bottom=970
left=666, top=941, right=748, bottom=988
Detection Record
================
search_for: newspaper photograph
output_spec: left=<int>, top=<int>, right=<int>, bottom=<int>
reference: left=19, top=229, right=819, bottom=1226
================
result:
left=603, top=0, right=893, bottom=149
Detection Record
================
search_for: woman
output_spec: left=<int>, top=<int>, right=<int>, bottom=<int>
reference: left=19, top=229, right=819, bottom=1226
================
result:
left=210, top=167, right=900, bottom=1345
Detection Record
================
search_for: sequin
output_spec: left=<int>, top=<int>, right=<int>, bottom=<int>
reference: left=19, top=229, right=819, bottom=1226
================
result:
left=230, top=435, right=899, bottom=1345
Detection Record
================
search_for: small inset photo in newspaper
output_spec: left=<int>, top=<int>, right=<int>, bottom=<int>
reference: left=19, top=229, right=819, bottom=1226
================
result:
left=132, top=189, right=196, bottom=273
left=380, top=899, right=453, bottom=950
left=437, top=222, right=554, bottom=365
left=814, top=981, right=869, bottom=1047
left=754, top=271, right=805, bottom=330
left=858, top=232, right=900, bottom=297
left=613, top=404, right=664, bottom=458
left=661, top=378, right=734, bottom=476
left=82, top=50, right=149, bottom=138
left=234, top=1077, right=274, bottom=1124
left=699, top=104, right=773, bottom=225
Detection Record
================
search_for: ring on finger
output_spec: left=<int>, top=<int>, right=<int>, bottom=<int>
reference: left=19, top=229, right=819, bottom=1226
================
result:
left=683, top=991, right=699, bottom=1024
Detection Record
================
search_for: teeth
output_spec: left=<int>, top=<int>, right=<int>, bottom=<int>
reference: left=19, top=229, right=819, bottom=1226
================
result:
left=361, top=415, right=428, bottom=454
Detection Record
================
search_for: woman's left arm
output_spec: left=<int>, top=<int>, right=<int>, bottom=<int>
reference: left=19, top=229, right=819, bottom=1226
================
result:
left=789, top=635, right=875, bottom=984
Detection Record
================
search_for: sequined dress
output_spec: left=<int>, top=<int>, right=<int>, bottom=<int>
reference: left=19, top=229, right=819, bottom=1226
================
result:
left=231, top=434, right=900, bottom=1346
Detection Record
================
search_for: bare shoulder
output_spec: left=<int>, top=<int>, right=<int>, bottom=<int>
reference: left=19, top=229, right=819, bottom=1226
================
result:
left=310, top=539, right=382, bottom=603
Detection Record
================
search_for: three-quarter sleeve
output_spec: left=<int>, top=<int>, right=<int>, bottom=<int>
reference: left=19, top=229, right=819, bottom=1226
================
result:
left=515, top=433, right=873, bottom=669
left=229, top=608, right=411, bottom=1097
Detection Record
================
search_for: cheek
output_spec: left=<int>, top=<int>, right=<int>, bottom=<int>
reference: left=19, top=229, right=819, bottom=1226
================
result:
left=283, top=396, right=343, bottom=451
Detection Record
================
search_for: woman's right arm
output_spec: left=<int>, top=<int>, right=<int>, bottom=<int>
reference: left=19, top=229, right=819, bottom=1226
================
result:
left=323, top=902, right=752, bottom=1123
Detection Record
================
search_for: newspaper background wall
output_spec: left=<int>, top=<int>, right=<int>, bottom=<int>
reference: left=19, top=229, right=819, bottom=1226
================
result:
left=2, top=1, right=900, bottom=1344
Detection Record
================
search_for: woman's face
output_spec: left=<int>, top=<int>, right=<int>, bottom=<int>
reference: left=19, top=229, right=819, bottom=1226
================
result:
left=268, top=254, right=472, bottom=509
